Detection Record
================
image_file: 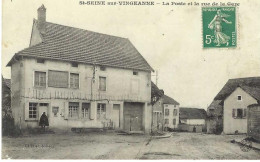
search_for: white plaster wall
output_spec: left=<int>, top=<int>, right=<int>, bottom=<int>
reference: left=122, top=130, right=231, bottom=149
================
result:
left=223, top=87, right=257, bottom=134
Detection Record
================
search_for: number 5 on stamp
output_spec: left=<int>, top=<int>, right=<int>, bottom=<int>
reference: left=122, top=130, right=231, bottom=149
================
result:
left=202, top=7, right=237, bottom=48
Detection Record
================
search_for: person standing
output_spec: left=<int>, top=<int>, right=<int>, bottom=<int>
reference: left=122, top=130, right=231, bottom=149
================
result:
left=39, top=112, right=49, bottom=132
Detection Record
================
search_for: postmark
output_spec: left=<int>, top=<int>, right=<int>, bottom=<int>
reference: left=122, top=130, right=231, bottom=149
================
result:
left=202, top=7, right=237, bottom=48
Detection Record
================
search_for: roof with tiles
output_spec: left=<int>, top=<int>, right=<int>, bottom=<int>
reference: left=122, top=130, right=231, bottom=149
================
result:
left=180, top=107, right=207, bottom=119
left=214, top=77, right=260, bottom=101
left=7, top=20, right=153, bottom=72
left=162, top=95, right=179, bottom=105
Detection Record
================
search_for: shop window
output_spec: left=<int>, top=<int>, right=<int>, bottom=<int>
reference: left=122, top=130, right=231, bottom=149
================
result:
left=69, top=102, right=79, bottom=118
left=82, top=103, right=90, bottom=119
left=29, top=103, right=38, bottom=119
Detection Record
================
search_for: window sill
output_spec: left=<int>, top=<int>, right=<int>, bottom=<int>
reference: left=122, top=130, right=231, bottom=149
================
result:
left=25, top=119, right=38, bottom=121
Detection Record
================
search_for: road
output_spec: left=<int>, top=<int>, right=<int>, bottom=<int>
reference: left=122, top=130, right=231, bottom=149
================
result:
left=2, top=132, right=260, bottom=159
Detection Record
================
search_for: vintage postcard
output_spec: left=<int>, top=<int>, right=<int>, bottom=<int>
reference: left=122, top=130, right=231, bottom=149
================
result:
left=1, top=0, right=260, bottom=160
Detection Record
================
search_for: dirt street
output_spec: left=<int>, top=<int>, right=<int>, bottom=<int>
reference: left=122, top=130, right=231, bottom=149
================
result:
left=2, top=132, right=260, bottom=159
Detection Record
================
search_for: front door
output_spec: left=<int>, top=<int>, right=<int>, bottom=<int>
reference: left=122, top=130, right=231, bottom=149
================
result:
left=38, top=103, right=48, bottom=120
left=112, top=104, right=120, bottom=129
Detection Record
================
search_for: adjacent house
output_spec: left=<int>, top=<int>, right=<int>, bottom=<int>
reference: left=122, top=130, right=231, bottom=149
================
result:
left=152, top=91, right=180, bottom=131
left=179, top=107, right=207, bottom=132
left=151, top=82, right=164, bottom=132
left=7, top=5, right=154, bottom=133
left=207, top=77, right=260, bottom=134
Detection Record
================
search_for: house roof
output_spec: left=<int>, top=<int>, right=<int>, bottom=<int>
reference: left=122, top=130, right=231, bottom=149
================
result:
left=208, top=100, right=222, bottom=110
left=7, top=20, right=154, bottom=72
left=162, top=95, right=179, bottom=105
left=240, top=85, right=260, bottom=101
left=214, top=77, right=260, bottom=101
left=151, top=82, right=164, bottom=98
left=180, top=107, right=207, bottom=119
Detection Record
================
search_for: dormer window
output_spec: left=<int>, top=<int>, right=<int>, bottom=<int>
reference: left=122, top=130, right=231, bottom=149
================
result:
left=100, top=66, right=106, bottom=71
left=237, top=95, right=242, bottom=101
left=133, top=71, right=138, bottom=75
left=71, top=62, right=78, bottom=67
left=37, top=58, right=45, bottom=64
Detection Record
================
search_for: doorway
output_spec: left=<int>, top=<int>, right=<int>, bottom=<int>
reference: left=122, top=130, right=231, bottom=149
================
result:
left=112, top=104, right=120, bottom=129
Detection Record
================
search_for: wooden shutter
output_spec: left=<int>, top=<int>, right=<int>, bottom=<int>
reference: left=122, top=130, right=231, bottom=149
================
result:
left=24, top=102, right=29, bottom=120
left=64, top=102, right=68, bottom=120
left=48, top=70, right=68, bottom=88
left=243, top=109, right=247, bottom=118
left=232, top=109, right=236, bottom=118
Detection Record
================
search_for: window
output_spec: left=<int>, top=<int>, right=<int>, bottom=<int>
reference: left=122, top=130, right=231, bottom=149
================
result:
left=173, top=109, right=178, bottom=116
left=238, top=96, right=242, bottom=101
left=48, top=70, right=68, bottom=88
left=165, top=109, right=169, bottom=116
left=69, top=102, right=79, bottom=118
left=97, top=103, right=106, bottom=120
left=232, top=108, right=247, bottom=119
left=37, top=58, right=45, bottom=64
left=29, top=103, right=37, bottom=119
left=100, top=66, right=106, bottom=71
left=133, top=71, right=138, bottom=75
left=82, top=103, right=90, bottom=119
left=71, top=62, right=78, bottom=67
left=173, top=119, right=176, bottom=125
left=165, top=119, right=169, bottom=124
left=70, top=73, right=79, bottom=89
left=99, top=77, right=106, bottom=91
left=34, top=71, right=46, bottom=88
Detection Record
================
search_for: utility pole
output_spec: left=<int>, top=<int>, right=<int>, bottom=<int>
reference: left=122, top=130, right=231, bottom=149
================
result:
left=155, top=70, right=158, bottom=86
left=151, top=70, right=159, bottom=86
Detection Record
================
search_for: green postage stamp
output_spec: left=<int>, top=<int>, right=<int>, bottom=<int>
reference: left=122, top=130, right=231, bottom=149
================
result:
left=202, top=7, right=237, bottom=48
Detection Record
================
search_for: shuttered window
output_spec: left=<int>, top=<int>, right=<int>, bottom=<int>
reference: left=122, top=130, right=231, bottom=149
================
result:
left=70, top=73, right=79, bottom=89
left=48, top=70, right=68, bottom=88
left=34, top=71, right=46, bottom=88
left=173, top=109, right=178, bottom=116
left=165, top=119, right=169, bottom=124
left=232, top=108, right=246, bottom=119
left=99, top=77, right=106, bottom=91
left=165, top=109, right=169, bottom=116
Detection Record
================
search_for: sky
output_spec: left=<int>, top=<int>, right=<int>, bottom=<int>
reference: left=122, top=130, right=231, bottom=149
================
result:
left=2, top=0, right=260, bottom=109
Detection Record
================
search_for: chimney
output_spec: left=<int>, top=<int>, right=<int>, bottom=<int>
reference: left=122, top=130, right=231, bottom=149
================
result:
left=37, top=4, right=46, bottom=34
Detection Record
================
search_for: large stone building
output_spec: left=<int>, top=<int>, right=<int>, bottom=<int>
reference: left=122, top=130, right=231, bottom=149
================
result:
left=7, top=5, right=154, bottom=133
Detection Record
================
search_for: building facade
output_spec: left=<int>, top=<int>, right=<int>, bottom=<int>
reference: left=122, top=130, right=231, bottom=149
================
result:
left=207, top=77, right=260, bottom=134
left=179, top=107, right=206, bottom=133
left=7, top=5, right=154, bottom=133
